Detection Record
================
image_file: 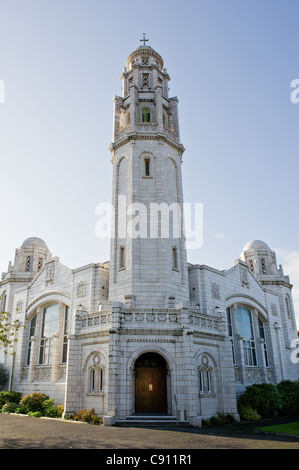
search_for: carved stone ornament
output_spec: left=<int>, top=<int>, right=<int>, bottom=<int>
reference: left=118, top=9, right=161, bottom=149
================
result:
left=45, top=263, right=54, bottom=286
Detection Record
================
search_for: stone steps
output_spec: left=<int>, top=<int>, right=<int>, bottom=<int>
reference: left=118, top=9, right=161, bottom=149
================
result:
left=114, top=415, right=189, bottom=427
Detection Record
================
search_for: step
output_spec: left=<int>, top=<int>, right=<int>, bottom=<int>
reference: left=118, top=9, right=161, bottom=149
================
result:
left=114, top=415, right=189, bottom=427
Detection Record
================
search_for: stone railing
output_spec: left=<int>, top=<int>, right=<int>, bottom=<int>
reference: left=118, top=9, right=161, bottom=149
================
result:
left=80, top=311, right=112, bottom=330
left=121, top=310, right=179, bottom=326
left=34, top=365, right=52, bottom=381
left=188, top=312, right=224, bottom=335
left=234, top=366, right=274, bottom=383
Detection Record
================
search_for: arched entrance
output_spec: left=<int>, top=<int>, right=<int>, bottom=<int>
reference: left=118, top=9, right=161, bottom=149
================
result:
left=135, top=352, right=167, bottom=414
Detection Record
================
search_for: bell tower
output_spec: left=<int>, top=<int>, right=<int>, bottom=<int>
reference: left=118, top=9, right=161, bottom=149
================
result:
left=108, top=39, right=189, bottom=309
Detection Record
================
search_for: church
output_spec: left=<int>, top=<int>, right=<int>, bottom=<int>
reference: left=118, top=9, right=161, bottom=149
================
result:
left=1, top=42, right=298, bottom=427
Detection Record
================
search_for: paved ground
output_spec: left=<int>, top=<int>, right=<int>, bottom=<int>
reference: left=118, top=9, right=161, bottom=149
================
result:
left=0, top=413, right=298, bottom=452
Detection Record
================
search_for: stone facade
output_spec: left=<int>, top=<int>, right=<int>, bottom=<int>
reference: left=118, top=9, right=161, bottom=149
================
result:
left=0, top=45, right=298, bottom=426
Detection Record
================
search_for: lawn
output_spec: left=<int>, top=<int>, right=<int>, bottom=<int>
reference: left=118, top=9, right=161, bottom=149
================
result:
left=258, top=422, right=299, bottom=436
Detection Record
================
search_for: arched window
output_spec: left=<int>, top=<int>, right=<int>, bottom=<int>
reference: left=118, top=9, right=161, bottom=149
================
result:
left=144, top=158, right=150, bottom=176
left=142, top=108, right=151, bottom=123
left=25, top=304, right=69, bottom=369
left=198, top=355, right=214, bottom=395
left=89, top=367, right=103, bottom=393
left=87, top=353, right=104, bottom=394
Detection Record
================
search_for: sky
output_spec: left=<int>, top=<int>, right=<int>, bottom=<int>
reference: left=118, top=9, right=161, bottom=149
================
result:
left=0, top=0, right=298, bottom=327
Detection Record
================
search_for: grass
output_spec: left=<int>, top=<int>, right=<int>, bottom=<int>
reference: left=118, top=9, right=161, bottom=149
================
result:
left=258, top=422, right=299, bottom=436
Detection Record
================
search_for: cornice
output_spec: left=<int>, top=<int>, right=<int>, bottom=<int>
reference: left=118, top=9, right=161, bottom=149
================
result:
left=110, top=133, right=185, bottom=155
left=261, top=279, right=293, bottom=289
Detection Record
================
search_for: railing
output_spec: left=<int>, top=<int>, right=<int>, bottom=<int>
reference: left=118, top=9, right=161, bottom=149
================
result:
left=80, top=312, right=112, bottom=329
left=189, top=312, right=223, bottom=333
left=121, top=311, right=179, bottom=326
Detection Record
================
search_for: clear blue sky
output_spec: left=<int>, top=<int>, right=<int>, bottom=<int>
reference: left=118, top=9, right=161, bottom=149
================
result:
left=0, top=0, right=298, bottom=325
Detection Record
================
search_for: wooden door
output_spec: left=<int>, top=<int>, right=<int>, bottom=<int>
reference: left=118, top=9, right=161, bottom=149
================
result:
left=135, top=353, right=167, bottom=414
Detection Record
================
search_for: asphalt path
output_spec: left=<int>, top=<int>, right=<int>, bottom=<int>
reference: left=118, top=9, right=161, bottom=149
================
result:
left=0, top=413, right=298, bottom=452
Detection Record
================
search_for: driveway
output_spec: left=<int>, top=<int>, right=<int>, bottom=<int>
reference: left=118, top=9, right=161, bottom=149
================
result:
left=0, top=413, right=298, bottom=450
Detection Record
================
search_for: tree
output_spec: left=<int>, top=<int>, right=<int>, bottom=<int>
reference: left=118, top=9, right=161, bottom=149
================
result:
left=0, top=310, right=20, bottom=353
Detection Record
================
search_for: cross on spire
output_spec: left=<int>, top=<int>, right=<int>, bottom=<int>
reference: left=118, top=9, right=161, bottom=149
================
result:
left=140, top=33, right=149, bottom=46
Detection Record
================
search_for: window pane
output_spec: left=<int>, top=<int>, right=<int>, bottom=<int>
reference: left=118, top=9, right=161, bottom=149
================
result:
left=145, top=159, right=150, bottom=176
left=39, top=304, right=59, bottom=364
left=226, top=308, right=232, bottom=336
left=237, top=307, right=244, bottom=337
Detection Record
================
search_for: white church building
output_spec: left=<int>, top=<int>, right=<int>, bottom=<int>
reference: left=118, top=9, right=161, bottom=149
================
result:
left=1, top=43, right=298, bottom=426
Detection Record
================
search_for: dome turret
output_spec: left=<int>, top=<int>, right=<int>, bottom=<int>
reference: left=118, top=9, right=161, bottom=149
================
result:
left=240, top=239, right=277, bottom=277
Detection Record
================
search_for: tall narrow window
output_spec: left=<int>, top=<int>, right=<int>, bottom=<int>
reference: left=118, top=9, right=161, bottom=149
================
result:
left=62, top=305, right=69, bottom=364
left=199, top=370, right=204, bottom=394
left=25, top=256, right=32, bottom=272
left=258, top=317, right=269, bottom=367
left=119, top=246, right=125, bottom=269
left=26, top=315, right=37, bottom=366
left=144, top=158, right=150, bottom=176
left=172, top=247, right=178, bottom=270
left=285, top=295, right=292, bottom=319
left=37, top=257, right=43, bottom=272
left=198, top=364, right=213, bottom=395
left=260, top=258, right=267, bottom=274
left=226, top=307, right=236, bottom=364
left=237, top=306, right=257, bottom=366
left=142, top=107, right=151, bottom=122
left=90, top=369, right=96, bottom=393
left=206, top=370, right=212, bottom=394
left=89, top=368, right=103, bottom=393
left=39, top=304, right=59, bottom=365
left=99, top=369, right=103, bottom=392
left=142, top=73, right=149, bottom=87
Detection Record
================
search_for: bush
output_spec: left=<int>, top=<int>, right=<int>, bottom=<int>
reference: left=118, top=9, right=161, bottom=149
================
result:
left=0, top=391, right=22, bottom=407
left=202, top=413, right=235, bottom=427
left=73, top=408, right=102, bottom=425
left=42, top=399, right=64, bottom=418
left=56, top=405, right=64, bottom=417
left=2, top=402, right=18, bottom=413
left=238, top=404, right=261, bottom=421
left=238, top=383, right=283, bottom=418
left=277, top=380, right=299, bottom=416
left=20, top=393, right=49, bottom=414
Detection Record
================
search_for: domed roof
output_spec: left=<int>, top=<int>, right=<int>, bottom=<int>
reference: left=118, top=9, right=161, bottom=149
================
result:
left=21, top=237, right=48, bottom=249
left=242, top=240, right=271, bottom=252
left=126, top=44, right=164, bottom=70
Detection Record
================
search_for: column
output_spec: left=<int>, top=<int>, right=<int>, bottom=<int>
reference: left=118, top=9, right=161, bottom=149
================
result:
left=105, top=302, right=122, bottom=425
left=63, top=311, right=80, bottom=417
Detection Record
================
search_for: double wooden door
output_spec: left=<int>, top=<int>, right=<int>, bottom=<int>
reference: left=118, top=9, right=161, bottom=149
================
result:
left=135, top=353, right=167, bottom=414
